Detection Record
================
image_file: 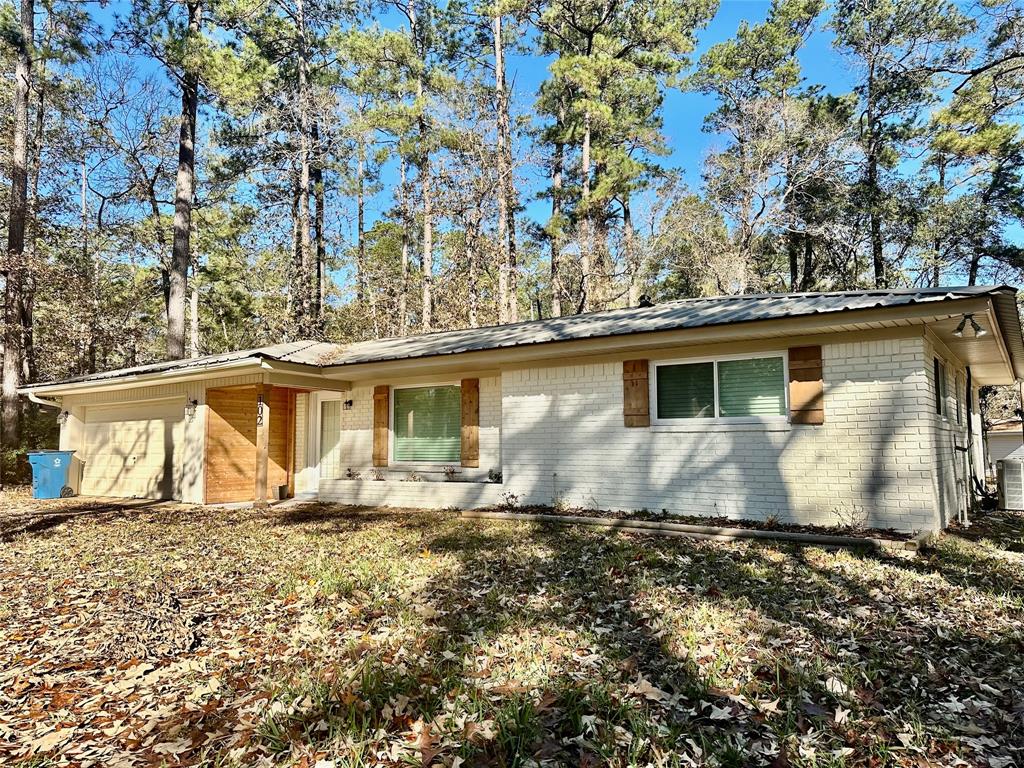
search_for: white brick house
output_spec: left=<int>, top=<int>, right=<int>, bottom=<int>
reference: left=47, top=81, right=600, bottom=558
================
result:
left=24, top=287, right=1024, bottom=532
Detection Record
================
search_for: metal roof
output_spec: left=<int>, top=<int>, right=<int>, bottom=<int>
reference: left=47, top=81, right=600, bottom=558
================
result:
left=325, top=285, right=1023, bottom=369
left=20, top=341, right=337, bottom=388
left=21, top=285, right=1024, bottom=389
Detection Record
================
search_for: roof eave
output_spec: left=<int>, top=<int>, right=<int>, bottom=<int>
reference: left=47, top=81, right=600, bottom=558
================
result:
left=988, top=288, right=1024, bottom=381
left=18, top=357, right=268, bottom=397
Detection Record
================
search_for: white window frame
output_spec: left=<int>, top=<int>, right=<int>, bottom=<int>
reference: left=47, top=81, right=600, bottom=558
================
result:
left=650, top=352, right=790, bottom=426
left=389, top=380, right=463, bottom=468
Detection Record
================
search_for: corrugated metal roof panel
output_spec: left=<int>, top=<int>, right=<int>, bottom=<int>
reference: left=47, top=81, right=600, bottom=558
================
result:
left=324, top=286, right=1014, bottom=367
left=22, top=285, right=1022, bottom=388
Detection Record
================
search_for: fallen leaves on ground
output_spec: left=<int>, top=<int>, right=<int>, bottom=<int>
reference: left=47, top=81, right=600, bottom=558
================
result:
left=1, top=494, right=1022, bottom=767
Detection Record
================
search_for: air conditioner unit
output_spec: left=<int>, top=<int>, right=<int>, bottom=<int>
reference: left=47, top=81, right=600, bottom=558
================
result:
left=996, top=445, right=1024, bottom=510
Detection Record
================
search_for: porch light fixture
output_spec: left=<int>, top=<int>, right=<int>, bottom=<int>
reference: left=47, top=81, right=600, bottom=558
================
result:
left=56, top=410, right=69, bottom=426
left=184, top=398, right=199, bottom=421
left=343, top=399, right=354, bottom=410
left=953, top=314, right=987, bottom=338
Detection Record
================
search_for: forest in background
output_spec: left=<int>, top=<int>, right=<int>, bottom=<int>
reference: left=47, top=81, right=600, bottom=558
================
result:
left=1, top=0, right=1024, bottom=472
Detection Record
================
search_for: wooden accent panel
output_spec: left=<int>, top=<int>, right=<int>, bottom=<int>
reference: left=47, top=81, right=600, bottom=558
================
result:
left=460, top=378, right=480, bottom=468
left=205, top=386, right=294, bottom=504
left=372, top=385, right=389, bottom=467
left=623, top=359, right=650, bottom=427
left=788, top=346, right=824, bottom=425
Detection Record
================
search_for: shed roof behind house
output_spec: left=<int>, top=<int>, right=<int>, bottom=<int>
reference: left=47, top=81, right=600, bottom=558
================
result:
left=21, top=285, right=1024, bottom=389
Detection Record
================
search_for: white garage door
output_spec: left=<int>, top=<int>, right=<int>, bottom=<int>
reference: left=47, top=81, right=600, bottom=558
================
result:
left=81, top=399, right=185, bottom=499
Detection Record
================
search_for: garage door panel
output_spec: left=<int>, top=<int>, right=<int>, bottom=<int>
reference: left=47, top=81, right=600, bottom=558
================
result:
left=81, top=400, right=184, bottom=500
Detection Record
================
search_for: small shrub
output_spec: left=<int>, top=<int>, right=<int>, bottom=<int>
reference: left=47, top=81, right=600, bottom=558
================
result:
left=344, top=467, right=361, bottom=480
left=370, top=469, right=385, bottom=481
left=764, top=512, right=781, bottom=529
left=552, top=493, right=571, bottom=514
left=499, top=491, right=520, bottom=510
left=405, top=472, right=422, bottom=482
left=832, top=503, right=869, bottom=531
left=442, top=465, right=458, bottom=481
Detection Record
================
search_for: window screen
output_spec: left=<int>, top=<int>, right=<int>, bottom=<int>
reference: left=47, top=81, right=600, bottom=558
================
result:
left=320, top=400, right=342, bottom=479
left=656, top=362, right=715, bottom=419
left=393, top=385, right=461, bottom=462
left=717, top=357, right=786, bottom=417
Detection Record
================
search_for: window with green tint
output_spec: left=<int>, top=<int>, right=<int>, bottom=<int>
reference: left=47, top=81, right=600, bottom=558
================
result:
left=717, top=357, right=786, bottom=417
left=656, top=362, right=715, bottom=419
left=394, top=385, right=461, bottom=462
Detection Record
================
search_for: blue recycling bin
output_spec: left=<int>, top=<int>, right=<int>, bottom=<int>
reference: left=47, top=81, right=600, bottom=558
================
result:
left=27, top=450, right=77, bottom=499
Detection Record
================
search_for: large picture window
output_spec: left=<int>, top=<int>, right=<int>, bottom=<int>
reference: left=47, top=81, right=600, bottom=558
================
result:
left=393, top=385, right=461, bottom=462
left=654, top=355, right=786, bottom=422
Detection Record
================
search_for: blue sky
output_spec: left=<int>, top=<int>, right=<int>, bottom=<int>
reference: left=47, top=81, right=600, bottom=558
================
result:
left=500, top=0, right=855, bottom=224
left=94, top=1, right=865, bottom=248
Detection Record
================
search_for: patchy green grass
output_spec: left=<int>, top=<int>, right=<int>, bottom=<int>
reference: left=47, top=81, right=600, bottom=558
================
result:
left=1, top=494, right=1022, bottom=767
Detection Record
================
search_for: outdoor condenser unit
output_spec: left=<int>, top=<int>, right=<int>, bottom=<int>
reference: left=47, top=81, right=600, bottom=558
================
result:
left=996, top=445, right=1024, bottom=511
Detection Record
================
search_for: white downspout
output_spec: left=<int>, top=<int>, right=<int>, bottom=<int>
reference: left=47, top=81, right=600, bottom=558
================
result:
left=26, top=391, right=61, bottom=409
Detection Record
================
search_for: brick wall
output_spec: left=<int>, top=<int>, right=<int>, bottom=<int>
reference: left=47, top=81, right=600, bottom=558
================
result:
left=315, top=336, right=963, bottom=532
left=498, top=337, right=939, bottom=531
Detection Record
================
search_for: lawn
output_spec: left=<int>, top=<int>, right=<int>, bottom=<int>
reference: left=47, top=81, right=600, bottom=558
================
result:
left=1, top=495, right=1022, bottom=768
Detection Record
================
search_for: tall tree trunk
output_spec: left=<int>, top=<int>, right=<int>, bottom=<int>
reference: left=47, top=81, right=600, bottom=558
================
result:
left=167, top=0, right=201, bottom=359
left=24, top=21, right=46, bottom=389
left=2, top=0, right=33, bottom=466
left=493, top=13, right=517, bottom=324
left=800, top=233, right=814, bottom=291
left=865, top=60, right=885, bottom=288
left=549, top=98, right=565, bottom=318
left=311, top=118, right=325, bottom=322
left=83, top=162, right=98, bottom=374
left=418, top=106, right=433, bottom=331
left=467, top=207, right=480, bottom=328
left=189, top=260, right=200, bottom=357
left=355, top=131, right=367, bottom=304
left=788, top=232, right=800, bottom=292
left=933, top=156, right=945, bottom=288
left=295, top=0, right=314, bottom=336
left=408, top=0, right=432, bottom=332
left=288, top=172, right=300, bottom=337
left=624, top=196, right=641, bottom=307
left=398, top=156, right=410, bottom=335
left=579, top=108, right=592, bottom=313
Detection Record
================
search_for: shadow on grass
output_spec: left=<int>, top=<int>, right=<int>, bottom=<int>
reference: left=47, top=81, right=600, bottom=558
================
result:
left=128, top=506, right=1024, bottom=766
left=0, top=498, right=165, bottom=543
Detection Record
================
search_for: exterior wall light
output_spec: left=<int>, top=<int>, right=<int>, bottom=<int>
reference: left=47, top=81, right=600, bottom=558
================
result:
left=343, top=399, right=354, bottom=410
left=953, top=314, right=987, bottom=338
left=184, top=398, right=199, bottom=421
left=56, top=411, right=69, bottom=426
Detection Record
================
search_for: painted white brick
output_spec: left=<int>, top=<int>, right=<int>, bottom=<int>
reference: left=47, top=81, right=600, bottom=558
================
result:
left=315, top=334, right=976, bottom=532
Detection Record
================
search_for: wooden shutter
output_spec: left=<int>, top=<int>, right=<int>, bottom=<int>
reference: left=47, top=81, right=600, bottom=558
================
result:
left=372, top=385, right=389, bottom=466
left=461, top=378, right=480, bottom=467
left=788, top=346, right=824, bottom=425
left=623, top=360, right=650, bottom=427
